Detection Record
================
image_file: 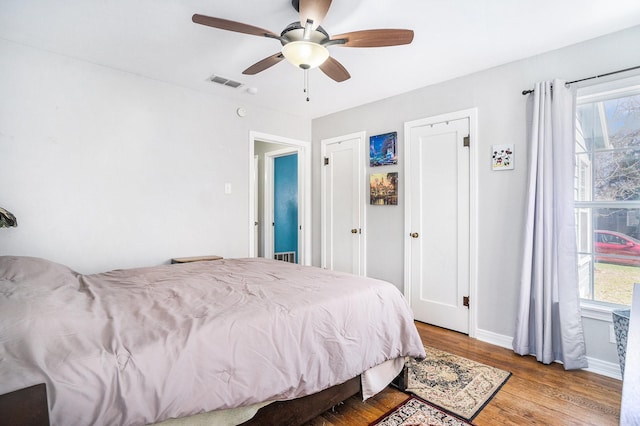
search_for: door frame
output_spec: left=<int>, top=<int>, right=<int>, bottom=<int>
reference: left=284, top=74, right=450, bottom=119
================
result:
left=403, top=108, right=478, bottom=337
left=253, top=155, right=259, bottom=254
left=264, top=147, right=300, bottom=260
left=249, top=131, right=311, bottom=266
left=320, top=131, right=367, bottom=275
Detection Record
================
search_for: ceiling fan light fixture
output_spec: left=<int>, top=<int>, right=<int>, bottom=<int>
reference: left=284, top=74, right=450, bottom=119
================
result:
left=281, top=41, right=329, bottom=70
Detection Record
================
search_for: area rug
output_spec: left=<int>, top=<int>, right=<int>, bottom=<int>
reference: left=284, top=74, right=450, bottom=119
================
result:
left=404, top=346, right=511, bottom=421
left=370, top=396, right=472, bottom=426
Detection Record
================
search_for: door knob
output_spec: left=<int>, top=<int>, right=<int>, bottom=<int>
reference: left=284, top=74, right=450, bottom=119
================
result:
left=410, top=232, right=419, bottom=238
left=351, top=228, right=358, bottom=234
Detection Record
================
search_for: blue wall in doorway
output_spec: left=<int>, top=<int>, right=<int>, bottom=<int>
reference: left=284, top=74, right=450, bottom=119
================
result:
left=274, top=154, right=298, bottom=263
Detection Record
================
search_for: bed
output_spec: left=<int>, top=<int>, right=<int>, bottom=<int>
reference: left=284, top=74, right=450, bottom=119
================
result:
left=0, top=255, right=425, bottom=425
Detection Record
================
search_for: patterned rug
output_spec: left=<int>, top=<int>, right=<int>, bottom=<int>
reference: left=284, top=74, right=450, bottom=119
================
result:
left=370, top=396, right=472, bottom=426
left=403, top=346, right=511, bottom=421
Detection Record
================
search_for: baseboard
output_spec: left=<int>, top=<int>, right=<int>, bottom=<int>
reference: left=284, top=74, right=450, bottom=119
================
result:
left=475, top=328, right=513, bottom=349
left=585, top=357, right=622, bottom=380
left=474, top=328, right=622, bottom=380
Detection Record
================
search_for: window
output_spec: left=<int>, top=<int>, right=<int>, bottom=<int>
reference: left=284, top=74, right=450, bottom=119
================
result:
left=575, top=76, right=640, bottom=309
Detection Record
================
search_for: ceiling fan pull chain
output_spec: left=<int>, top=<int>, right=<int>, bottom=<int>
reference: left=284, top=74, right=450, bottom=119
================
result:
left=304, top=68, right=310, bottom=102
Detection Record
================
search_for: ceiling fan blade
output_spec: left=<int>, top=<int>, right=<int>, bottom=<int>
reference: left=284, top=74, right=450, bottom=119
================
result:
left=192, top=14, right=278, bottom=38
left=299, top=0, right=332, bottom=30
left=242, top=53, right=285, bottom=75
left=331, top=29, right=414, bottom=47
left=319, top=56, right=350, bottom=82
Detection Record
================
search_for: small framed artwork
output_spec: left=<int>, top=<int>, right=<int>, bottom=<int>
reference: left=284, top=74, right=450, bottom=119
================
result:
left=370, top=131, right=397, bottom=167
left=492, top=144, right=514, bottom=170
left=370, top=172, right=398, bottom=205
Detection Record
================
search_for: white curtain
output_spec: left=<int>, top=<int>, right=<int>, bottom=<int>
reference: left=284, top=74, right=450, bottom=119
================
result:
left=512, top=79, right=588, bottom=369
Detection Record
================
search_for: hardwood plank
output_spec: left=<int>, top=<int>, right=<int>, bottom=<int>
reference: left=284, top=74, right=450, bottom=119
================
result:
left=305, top=321, right=622, bottom=425
left=503, top=377, right=618, bottom=420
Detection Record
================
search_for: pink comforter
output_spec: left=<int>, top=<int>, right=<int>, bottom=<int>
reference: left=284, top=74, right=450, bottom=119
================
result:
left=0, top=256, right=425, bottom=425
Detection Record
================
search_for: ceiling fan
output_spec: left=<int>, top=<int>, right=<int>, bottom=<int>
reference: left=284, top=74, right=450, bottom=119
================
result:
left=192, top=0, right=414, bottom=85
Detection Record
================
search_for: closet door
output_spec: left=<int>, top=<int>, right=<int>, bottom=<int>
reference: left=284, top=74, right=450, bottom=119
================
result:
left=321, top=132, right=365, bottom=275
left=406, top=116, right=470, bottom=334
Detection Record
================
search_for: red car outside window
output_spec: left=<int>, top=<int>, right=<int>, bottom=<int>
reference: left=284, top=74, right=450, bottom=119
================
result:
left=595, top=230, right=640, bottom=266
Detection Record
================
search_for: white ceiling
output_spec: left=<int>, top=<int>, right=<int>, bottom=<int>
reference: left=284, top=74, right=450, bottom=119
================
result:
left=2, top=0, right=640, bottom=119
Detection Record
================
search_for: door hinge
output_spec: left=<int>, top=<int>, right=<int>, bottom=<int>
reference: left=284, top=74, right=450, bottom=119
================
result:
left=463, top=296, right=470, bottom=308
left=324, top=157, right=329, bottom=165
left=463, top=135, right=470, bottom=147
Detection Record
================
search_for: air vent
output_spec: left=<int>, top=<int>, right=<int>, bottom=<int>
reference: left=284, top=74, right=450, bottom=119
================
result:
left=209, top=74, right=244, bottom=89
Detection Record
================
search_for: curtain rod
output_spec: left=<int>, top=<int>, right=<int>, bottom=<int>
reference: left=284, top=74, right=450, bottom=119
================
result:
left=521, top=65, right=640, bottom=95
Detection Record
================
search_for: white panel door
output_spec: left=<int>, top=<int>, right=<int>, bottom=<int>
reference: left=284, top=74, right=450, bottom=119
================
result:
left=407, top=117, right=470, bottom=333
left=321, top=133, right=365, bottom=275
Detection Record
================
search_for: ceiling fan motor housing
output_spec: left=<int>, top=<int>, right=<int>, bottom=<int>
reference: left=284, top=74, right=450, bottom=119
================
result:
left=280, top=22, right=329, bottom=45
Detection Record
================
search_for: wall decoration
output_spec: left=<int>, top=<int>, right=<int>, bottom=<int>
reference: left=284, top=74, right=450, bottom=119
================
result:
left=370, top=172, right=398, bottom=205
left=370, top=131, right=397, bottom=166
left=492, top=144, right=514, bottom=170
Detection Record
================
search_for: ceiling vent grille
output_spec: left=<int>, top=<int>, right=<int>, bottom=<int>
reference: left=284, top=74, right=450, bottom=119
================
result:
left=209, top=75, right=243, bottom=89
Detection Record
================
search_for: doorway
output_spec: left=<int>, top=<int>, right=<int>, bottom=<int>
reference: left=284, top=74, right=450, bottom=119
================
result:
left=404, top=109, right=478, bottom=336
left=265, top=149, right=298, bottom=262
left=249, top=131, right=310, bottom=265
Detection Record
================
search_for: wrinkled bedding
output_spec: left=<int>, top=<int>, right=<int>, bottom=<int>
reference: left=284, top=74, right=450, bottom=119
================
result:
left=0, top=256, right=425, bottom=425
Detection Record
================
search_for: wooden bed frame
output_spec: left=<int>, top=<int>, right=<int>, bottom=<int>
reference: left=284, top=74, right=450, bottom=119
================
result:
left=0, top=377, right=362, bottom=426
left=0, top=384, right=49, bottom=426
left=0, top=371, right=411, bottom=426
left=245, top=365, right=410, bottom=425
left=242, top=376, right=361, bottom=425
left=0, top=369, right=409, bottom=425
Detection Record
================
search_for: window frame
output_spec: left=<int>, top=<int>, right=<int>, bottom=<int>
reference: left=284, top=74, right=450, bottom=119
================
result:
left=575, top=74, right=640, bottom=318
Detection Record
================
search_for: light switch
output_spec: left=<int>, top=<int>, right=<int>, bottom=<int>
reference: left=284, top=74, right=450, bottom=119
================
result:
left=224, top=183, right=232, bottom=194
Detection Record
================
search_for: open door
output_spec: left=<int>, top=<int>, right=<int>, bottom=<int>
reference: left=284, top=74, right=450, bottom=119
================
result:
left=265, top=149, right=299, bottom=263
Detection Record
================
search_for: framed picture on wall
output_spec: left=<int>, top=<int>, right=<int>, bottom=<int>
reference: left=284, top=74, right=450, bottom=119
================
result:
left=492, top=144, right=514, bottom=170
left=370, top=172, right=398, bottom=205
left=369, top=132, right=397, bottom=166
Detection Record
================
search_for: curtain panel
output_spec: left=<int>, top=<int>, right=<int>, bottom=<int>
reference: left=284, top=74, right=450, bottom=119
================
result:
left=513, top=79, right=588, bottom=369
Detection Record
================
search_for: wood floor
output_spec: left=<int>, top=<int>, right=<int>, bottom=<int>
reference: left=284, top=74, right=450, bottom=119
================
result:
left=305, top=321, right=622, bottom=425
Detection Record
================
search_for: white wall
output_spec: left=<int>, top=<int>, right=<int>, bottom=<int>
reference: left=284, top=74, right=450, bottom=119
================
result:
left=0, top=39, right=310, bottom=273
left=311, top=25, right=640, bottom=368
